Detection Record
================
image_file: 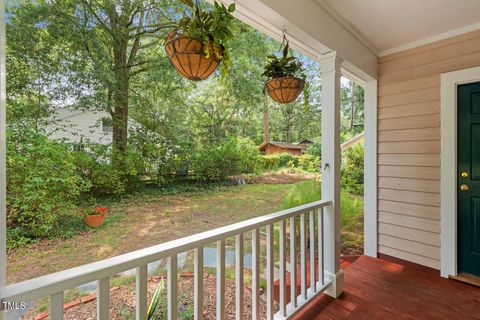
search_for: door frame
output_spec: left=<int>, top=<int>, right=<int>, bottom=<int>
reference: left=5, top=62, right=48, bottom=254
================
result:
left=440, top=65, right=480, bottom=278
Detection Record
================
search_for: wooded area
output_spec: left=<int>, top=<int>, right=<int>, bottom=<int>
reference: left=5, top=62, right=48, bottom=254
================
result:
left=5, top=0, right=364, bottom=249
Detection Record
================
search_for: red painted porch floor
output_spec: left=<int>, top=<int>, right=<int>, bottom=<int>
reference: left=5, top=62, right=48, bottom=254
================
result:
left=293, top=255, right=480, bottom=320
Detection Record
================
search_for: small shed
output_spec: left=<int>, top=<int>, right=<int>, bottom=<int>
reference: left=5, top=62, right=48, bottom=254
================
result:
left=297, top=139, right=315, bottom=147
left=259, top=141, right=306, bottom=156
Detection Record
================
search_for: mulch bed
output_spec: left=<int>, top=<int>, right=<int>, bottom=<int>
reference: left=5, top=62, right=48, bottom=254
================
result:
left=25, top=273, right=278, bottom=320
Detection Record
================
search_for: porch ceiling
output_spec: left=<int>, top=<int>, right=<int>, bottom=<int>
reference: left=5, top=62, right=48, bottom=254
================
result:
left=318, top=0, right=480, bottom=56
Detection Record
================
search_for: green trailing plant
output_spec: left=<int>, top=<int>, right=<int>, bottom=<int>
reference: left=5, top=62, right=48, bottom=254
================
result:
left=262, top=41, right=305, bottom=79
left=175, top=0, right=236, bottom=77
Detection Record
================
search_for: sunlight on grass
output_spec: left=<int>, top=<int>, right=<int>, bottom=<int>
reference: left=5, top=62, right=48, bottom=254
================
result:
left=281, top=180, right=364, bottom=253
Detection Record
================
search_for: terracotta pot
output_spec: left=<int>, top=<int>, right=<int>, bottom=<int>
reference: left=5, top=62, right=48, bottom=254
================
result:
left=265, top=76, right=305, bottom=104
left=84, top=213, right=105, bottom=228
left=165, top=35, right=222, bottom=81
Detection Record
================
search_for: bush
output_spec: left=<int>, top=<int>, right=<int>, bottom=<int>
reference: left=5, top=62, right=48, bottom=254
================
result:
left=192, top=137, right=259, bottom=180
left=256, top=153, right=299, bottom=172
left=297, top=154, right=321, bottom=172
left=72, top=144, right=142, bottom=195
left=341, top=142, right=364, bottom=194
left=7, top=132, right=91, bottom=238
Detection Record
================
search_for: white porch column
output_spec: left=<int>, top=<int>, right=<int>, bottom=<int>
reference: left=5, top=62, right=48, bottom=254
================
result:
left=320, top=52, right=344, bottom=298
left=0, top=0, right=6, bottom=318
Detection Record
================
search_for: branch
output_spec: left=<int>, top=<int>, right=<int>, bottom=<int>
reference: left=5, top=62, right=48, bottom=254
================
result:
left=127, top=11, right=144, bottom=68
left=82, top=0, right=113, bottom=36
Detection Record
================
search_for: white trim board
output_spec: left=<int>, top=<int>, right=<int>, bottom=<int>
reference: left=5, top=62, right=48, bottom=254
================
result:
left=440, top=65, right=480, bottom=278
left=380, top=22, right=480, bottom=57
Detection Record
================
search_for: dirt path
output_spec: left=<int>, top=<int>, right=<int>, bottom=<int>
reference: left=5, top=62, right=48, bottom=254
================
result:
left=7, top=183, right=293, bottom=283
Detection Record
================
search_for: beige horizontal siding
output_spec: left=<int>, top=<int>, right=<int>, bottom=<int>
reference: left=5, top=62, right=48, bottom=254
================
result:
left=379, top=211, right=440, bottom=233
left=378, top=128, right=440, bottom=142
left=379, top=234, right=440, bottom=260
left=378, top=177, right=440, bottom=193
left=378, top=246, right=440, bottom=270
left=377, top=29, right=480, bottom=269
left=378, top=200, right=439, bottom=220
left=378, top=101, right=440, bottom=120
left=378, top=114, right=440, bottom=131
left=378, top=154, right=440, bottom=167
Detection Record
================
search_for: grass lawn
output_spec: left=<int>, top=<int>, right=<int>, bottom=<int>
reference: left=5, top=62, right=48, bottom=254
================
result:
left=7, top=179, right=363, bottom=284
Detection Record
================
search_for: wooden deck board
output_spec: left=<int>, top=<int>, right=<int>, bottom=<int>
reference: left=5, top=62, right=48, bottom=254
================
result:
left=293, top=256, right=480, bottom=320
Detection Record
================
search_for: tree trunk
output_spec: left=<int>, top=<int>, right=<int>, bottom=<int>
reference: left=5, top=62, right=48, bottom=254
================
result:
left=350, top=82, right=356, bottom=132
left=263, top=100, right=270, bottom=143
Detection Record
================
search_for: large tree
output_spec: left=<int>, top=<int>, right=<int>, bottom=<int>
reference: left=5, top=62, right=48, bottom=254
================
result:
left=12, top=0, right=180, bottom=161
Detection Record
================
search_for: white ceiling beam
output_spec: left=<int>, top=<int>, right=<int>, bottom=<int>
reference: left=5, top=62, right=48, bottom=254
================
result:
left=206, top=0, right=378, bottom=80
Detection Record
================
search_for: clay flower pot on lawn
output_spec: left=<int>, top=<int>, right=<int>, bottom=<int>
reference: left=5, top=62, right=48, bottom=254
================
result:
left=165, top=34, right=223, bottom=81
left=83, top=207, right=107, bottom=228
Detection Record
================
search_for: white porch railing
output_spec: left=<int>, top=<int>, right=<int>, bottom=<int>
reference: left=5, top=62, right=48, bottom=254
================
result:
left=1, top=200, right=336, bottom=320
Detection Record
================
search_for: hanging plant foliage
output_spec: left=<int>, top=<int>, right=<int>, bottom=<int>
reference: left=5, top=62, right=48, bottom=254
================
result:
left=262, top=34, right=307, bottom=105
left=165, top=0, right=236, bottom=81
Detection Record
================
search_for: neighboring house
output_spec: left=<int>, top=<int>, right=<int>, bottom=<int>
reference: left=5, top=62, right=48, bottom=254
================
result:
left=340, top=132, right=364, bottom=152
left=46, top=108, right=113, bottom=145
left=259, top=141, right=306, bottom=155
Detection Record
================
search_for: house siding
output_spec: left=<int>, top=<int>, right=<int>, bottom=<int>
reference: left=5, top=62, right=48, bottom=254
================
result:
left=377, top=29, right=480, bottom=269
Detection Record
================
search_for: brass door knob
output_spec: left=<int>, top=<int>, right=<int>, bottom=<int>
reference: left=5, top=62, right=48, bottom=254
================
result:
left=461, top=171, right=469, bottom=178
left=460, top=184, right=470, bottom=191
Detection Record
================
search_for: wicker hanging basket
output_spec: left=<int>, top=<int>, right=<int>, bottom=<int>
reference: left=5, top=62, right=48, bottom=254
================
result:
left=265, top=76, right=305, bottom=104
left=165, top=33, right=222, bottom=81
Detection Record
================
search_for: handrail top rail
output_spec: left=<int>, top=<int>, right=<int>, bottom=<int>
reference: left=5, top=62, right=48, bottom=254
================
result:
left=2, top=199, right=331, bottom=302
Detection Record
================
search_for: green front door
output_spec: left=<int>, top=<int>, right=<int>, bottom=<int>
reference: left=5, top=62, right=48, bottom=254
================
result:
left=458, top=81, right=480, bottom=277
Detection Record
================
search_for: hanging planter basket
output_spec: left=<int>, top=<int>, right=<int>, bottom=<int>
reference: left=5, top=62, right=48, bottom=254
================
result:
left=165, top=33, right=223, bottom=81
left=265, top=76, right=305, bottom=104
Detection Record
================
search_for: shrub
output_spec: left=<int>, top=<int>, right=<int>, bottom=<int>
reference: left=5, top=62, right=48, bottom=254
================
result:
left=192, top=137, right=258, bottom=180
left=7, top=132, right=91, bottom=238
left=256, top=153, right=299, bottom=172
left=72, top=144, right=142, bottom=195
left=298, top=154, right=321, bottom=172
left=341, top=142, right=364, bottom=194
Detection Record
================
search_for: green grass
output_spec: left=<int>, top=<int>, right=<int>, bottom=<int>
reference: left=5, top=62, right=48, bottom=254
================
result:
left=282, top=179, right=364, bottom=253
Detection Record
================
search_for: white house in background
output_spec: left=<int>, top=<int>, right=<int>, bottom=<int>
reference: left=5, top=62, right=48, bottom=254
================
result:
left=47, top=107, right=113, bottom=145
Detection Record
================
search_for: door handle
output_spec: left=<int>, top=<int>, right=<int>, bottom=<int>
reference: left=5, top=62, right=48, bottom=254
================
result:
left=460, top=184, right=470, bottom=191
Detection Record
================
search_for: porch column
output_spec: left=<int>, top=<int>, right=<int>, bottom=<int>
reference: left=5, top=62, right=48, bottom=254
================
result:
left=320, top=52, right=344, bottom=298
left=0, top=0, right=6, bottom=318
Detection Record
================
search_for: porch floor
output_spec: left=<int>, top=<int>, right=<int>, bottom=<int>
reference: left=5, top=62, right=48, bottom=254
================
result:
left=294, top=255, right=480, bottom=320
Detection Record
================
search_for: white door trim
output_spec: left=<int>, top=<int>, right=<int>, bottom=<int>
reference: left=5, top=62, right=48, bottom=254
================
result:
left=440, top=65, right=480, bottom=278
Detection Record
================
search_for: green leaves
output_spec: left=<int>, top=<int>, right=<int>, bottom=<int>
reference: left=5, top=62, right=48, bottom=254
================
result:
left=174, top=0, right=236, bottom=76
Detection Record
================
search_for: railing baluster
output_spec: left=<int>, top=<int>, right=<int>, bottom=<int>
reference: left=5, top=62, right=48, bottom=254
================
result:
left=300, top=213, right=307, bottom=299
left=266, top=224, right=275, bottom=320
left=235, top=233, right=244, bottom=319
left=252, top=228, right=260, bottom=320
left=136, top=265, right=148, bottom=320
left=216, top=240, right=225, bottom=320
left=318, top=207, right=325, bottom=286
left=49, top=291, right=63, bottom=320
left=167, top=255, right=178, bottom=320
left=194, top=247, right=204, bottom=320
left=279, top=219, right=287, bottom=316
left=97, top=277, right=110, bottom=320
left=289, top=216, right=297, bottom=308
left=309, top=210, right=316, bottom=292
